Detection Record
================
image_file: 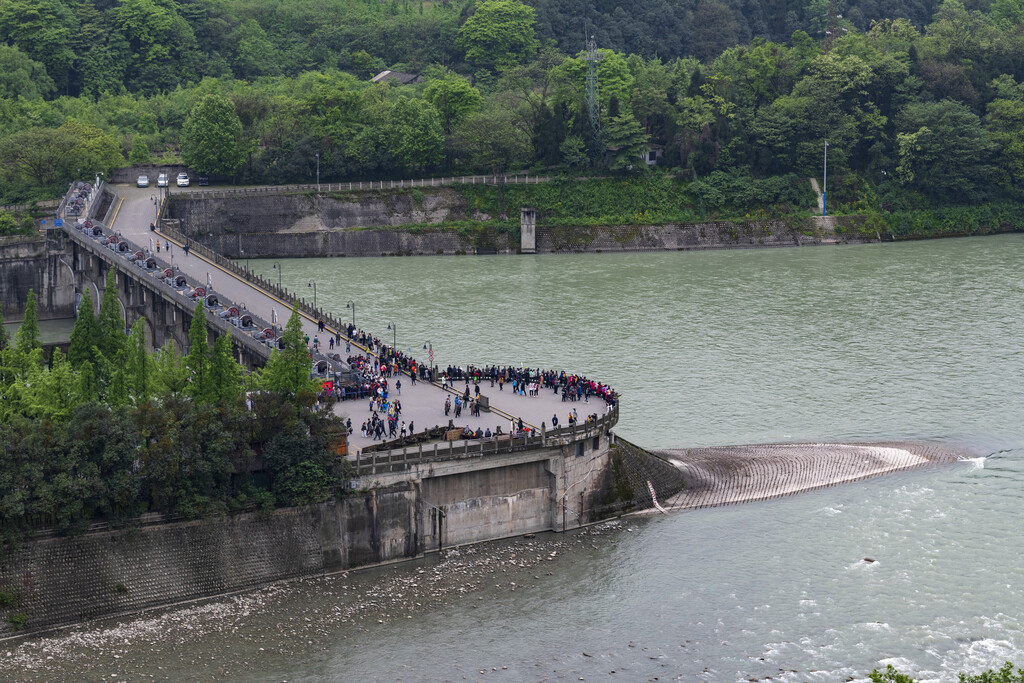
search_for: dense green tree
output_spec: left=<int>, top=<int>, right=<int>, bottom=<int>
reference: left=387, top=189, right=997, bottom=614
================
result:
left=457, top=0, right=539, bottom=71
left=895, top=99, right=996, bottom=198
left=153, top=341, right=189, bottom=397
left=184, top=303, right=211, bottom=403
left=115, top=0, right=200, bottom=93
left=124, top=318, right=152, bottom=403
left=384, top=96, right=445, bottom=171
left=985, top=96, right=1024, bottom=194
left=452, top=103, right=533, bottom=173
left=98, top=270, right=127, bottom=360
left=208, top=333, right=243, bottom=407
left=0, top=44, right=55, bottom=100
left=0, top=121, right=122, bottom=189
left=0, top=212, right=21, bottom=236
left=603, top=114, right=650, bottom=170
left=14, top=289, right=40, bottom=358
left=128, top=137, right=151, bottom=165
left=0, top=0, right=76, bottom=93
left=68, top=294, right=101, bottom=368
left=259, top=308, right=316, bottom=400
left=424, top=74, right=483, bottom=134
left=76, top=359, right=99, bottom=405
left=181, top=94, right=247, bottom=176
left=231, top=18, right=281, bottom=80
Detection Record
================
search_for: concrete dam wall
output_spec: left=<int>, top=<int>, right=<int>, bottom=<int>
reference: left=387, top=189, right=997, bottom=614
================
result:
left=0, top=234, right=76, bottom=320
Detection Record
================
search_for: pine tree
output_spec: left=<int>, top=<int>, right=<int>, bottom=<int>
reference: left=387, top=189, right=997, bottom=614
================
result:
left=184, top=303, right=211, bottom=403
left=77, top=359, right=100, bottom=404
left=153, top=341, right=188, bottom=397
left=258, top=307, right=315, bottom=399
left=603, top=114, right=650, bottom=171
left=208, top=333, right=243, bottom=406
left=14, top=289, right=41, bottom=356
left=124, top=318, right=152, bottom=402
left=98, top=270, right=127, bottom=360
left=68, top=294, right=101, bottom=367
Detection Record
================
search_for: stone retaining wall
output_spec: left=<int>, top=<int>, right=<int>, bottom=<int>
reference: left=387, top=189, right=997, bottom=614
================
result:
left=169, top=189, right=869, bottom=259
left=179, top=220, right=867, bottom=260
left=0, top=489, right=418, bottom=637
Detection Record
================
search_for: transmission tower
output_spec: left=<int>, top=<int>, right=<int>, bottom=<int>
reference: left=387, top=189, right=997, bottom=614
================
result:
left=583, top=35, right=603, bottom=140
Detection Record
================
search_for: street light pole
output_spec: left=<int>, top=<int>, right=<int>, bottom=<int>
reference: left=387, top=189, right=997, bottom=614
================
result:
left=346, top=300, right=356, bottom=327
left=387, top=322, right=397, bottom=349
left=315, top=152, right=320, bottom=193
left=423, top=341, right=434, bottom=368
left=307, top=279, right=317, bottom=310
left=822, top=140, right=829, bottom=217
left=272, top=261, right=282, bottom=289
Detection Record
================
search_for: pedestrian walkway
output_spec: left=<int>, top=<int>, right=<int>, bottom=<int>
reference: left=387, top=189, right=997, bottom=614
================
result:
left=106, top=184, right=617, bottom=454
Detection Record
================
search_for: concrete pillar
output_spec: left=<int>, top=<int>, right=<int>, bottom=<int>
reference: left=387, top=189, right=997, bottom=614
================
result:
left=520, top=208, right=536, bottom=254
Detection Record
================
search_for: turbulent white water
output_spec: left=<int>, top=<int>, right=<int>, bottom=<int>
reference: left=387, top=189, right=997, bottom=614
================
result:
left=5, top=235, right=1024, bottom=682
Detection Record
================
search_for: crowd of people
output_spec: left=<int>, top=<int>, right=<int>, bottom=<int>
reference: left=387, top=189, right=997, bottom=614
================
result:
left=300, top=318, right=619, bottom=451
left=436, top=364, right=618, bottom=407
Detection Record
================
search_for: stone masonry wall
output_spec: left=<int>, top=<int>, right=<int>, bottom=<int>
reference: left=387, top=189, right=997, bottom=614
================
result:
left=0, top=489, right=417, bottom=637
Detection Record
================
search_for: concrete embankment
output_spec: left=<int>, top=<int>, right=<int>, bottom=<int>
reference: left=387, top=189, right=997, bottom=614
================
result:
left=657, top=441, right=971, bottom=510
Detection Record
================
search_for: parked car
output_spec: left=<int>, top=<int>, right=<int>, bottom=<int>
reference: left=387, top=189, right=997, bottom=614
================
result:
left=137, top=175, right=149, bottom=187
left=176, top=172, right=190, bottom=187
left=198, top=175, right=209, bottom=186
left=157, top=173, right=168, bottom=187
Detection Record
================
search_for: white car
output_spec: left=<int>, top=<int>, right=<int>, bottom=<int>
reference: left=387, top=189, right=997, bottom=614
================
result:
left=176, top=172, right=190, bottom=187
left=137, top=175, right=149, bottom=187
left=157, top=173, right=168, bottom=187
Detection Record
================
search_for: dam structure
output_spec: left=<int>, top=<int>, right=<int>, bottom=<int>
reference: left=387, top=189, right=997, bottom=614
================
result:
left=0, top=181, right=970, bottom=638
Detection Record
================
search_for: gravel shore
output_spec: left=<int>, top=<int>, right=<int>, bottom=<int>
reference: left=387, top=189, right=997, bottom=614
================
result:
left=0, top=522, right=632, bottom=682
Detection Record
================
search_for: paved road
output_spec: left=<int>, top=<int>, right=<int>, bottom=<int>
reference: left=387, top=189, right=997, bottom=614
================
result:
left=105, top=184, right=604, bottom=451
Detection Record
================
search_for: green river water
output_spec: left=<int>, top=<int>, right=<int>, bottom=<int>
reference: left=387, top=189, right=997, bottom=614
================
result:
left=5, top=235, right=1024, bottom=682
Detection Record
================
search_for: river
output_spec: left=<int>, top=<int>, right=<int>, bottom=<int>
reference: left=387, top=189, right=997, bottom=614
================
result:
left=6, top=236, right=1024, bottom=682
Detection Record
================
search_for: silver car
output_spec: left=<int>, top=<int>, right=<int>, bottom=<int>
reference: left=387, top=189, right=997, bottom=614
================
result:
left=137, top=175, right=149, bottom=187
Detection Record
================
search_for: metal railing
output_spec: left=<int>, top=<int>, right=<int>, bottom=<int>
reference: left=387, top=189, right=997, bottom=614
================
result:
left=62, top=224, right=276, bottom=362
left=173, top=173, right=552, bottom=201
left=350, top=403, right=619, bottom=478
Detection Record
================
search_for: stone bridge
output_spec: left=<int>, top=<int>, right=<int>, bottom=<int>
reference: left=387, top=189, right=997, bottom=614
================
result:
left=61, top=223, right=273, bottom=367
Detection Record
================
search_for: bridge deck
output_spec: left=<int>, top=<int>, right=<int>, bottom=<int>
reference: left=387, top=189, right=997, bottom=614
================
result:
left=104, top=185, right=610, bottom=452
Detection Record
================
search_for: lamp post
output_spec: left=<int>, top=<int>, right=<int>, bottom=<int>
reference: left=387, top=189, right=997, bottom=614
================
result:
left=423, top=341, right=434, bottom=368
left=307, top=279, right=317, bottom=310
left=315, top=152, right=320, bottom=193
left=346, top=300, right=356, bottom=327
left=822, top=140, right=829, bottom=217
left=240, top=247, right=248, bottom=272
left=387, top=322, right=397, bottom=349
left=272, top=261, right=282, bottom=289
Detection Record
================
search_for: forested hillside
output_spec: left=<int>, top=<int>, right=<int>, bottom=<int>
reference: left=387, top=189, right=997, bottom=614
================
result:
left=2, top=0, right=1023, bottom=217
